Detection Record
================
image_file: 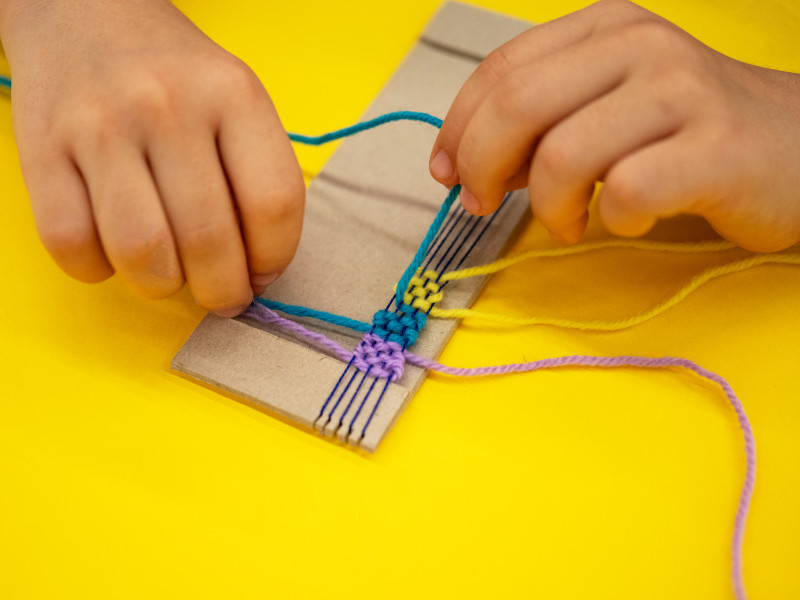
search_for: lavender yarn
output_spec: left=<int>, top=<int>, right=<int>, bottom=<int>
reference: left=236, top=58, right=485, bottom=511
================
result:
left=242, top=301, right=753, bottom=600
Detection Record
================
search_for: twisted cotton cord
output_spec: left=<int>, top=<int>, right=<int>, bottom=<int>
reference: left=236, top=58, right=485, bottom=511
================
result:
left=439, top=238, right=738, bottom=282
left=394, top=184, right=460, bottom=307
left=243, top=304, right=354, bottom=362
left=252, top=240, right=780, bottom=335
left=401, top=352, right=753, bottom=600
left=243, top=300, right=753, bottom=600
left=254, top=297, right=371, bottom=333
left=431, top=253, right=800, bottom=331
left=0, top=75, right=760, bottom=598
left=287, top=110, right=442, bottom=145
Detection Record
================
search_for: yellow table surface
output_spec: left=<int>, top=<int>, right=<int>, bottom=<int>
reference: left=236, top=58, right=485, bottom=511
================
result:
left=2, top=1, right=799, bottom=598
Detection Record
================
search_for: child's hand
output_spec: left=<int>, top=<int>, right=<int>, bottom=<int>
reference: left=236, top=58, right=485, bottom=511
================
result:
left=0, top=0, right=304, bottom=316
left=429, top=0, right=800, bottom=252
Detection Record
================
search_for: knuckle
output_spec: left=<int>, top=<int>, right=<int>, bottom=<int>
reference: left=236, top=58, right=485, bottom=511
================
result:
left=67, top=95, right=122, bottom=144
left=655, top=64, right=713, bottom=105
left=604, top=167, right=647, bottom=209
left=534, top=134, right=580, bottom=181
left=208, top=56, right=263, bottom=99
left=492, top=72, right=532, bottom=122
left=595, top=0, right=639, bottom=13
left=648, top=86, right=684, bottom=124
left=113, top=230, right=172, bottom=268
left=179, top=221, right=230, bottom=258
left=257, top=180, right=305, bottom=224
left=481, top=45, right=515, bottom=83
left=707, top=122, right=743, bottom=166
left=111, top=231, right=184, bottom=295
left=121, top=74, right=174, bottom=121
left=618, top=18, right=680, bottom=54
left=66, top=72, right=178, bottom=144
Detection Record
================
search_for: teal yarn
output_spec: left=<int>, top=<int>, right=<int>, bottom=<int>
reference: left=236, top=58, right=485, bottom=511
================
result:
left=288, top=107, right=458, bottom=312
left=394, top=184, right=461, bottom=308
left=257, top=181, right=460, bottom=334
left=372, top=304, right=427, bottom=346
left=280, top=109, right=460, bottom=321
left=255, top=297, right=371, bottom=333
left=0, top=76, right=10, bottom=90
left=288, top=111, right=442, bottom=145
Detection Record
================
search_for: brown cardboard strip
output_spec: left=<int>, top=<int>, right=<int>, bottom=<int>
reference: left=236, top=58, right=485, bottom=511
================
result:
left=173, top=2, right=534, bottom=452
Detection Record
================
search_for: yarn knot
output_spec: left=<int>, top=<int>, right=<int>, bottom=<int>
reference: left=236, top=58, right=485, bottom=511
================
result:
left=372, top=270, right=443, bottom=347
left=353, top=332, right=405, bottom=381
left=372, top=306, right=426, bottom=346
left=403, top=270, right=443, bottom=311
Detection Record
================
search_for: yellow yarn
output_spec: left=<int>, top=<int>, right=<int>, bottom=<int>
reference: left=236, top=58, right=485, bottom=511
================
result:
left=403, top=270, right=443, bottom=312
left=439, top=238, right=736, bottom=283
left=429, top=239, right=800, bottom=331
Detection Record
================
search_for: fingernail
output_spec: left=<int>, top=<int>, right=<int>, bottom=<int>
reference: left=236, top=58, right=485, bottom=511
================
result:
left=460, top=187, right=481, bottom=214
left=430, top=149, right=453, bottom=182
left=213, top=305, right=248, bottom=319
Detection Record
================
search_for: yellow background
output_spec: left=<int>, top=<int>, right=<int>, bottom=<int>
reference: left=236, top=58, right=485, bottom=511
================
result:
left=2, top=1, right=799, bottom=598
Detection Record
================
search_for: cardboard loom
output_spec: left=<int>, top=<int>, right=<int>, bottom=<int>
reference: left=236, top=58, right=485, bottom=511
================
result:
left=173, top=2, right=534, bottom=451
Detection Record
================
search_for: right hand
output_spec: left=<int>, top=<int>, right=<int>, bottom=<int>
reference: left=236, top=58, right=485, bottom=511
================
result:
left=429, top=0, right=800, bottom=252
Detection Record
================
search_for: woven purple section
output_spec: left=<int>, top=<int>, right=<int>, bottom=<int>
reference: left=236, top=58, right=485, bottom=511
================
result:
left=353, top=332, right=405, bottom=381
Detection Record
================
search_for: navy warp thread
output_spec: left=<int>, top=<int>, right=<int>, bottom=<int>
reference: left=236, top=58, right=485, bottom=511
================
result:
left=320, top=204, right=479, bottom=436
left=272, top=108, right=518, bottom=440
left=342, top=193, right=515, bottom=440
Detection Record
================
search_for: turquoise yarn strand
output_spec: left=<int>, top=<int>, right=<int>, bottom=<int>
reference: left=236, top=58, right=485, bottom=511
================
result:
left=286, top=108, right=460, bottom=312
left=255, top=297, right=371, bottom=333
left=288, top=110, right=442, bottom=145
left=394, top=184, right=460, bottom=307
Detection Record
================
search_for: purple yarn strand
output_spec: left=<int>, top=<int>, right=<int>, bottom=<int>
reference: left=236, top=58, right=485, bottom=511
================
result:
left=243, top=304, right=353, bottom=363
left=244, top=301, right=753, bottom=600
left=404, top=352, right=754, bottom=600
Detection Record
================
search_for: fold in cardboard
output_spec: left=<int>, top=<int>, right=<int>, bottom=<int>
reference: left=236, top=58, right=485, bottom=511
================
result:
left=173, top=2, right=534, bottom=451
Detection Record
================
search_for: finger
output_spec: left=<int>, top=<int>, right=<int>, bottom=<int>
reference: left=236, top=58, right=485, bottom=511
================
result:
left=528, top=80, right=683, bottom=243
left=218, top=87, right=304, bottom=297
left=456, top=35, right=632, bottom=215
left=430, top=0, right=650, bottom=186
left=148, top=128, right=253, bottom=317
left=598, top=131, right=718, bottom=238
left=23, top=153, right=114, bottom=283
left=75, top=141, right=184, bottom=298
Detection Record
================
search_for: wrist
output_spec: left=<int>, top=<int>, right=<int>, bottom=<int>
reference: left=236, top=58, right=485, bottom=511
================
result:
left=0, top=0, right=34, bottom=37
left=0, top=0, right=51, bottom=57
